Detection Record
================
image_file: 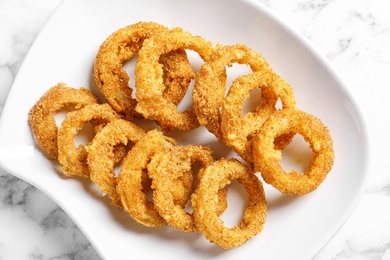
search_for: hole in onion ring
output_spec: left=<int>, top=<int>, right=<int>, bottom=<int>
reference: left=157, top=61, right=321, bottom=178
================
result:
left=190, top=161, right=201, bottom=192
left=53, top=104, right=78, bottom=127
left=175, top=50, right=203, bottom=114
left=54, top=104, right=96, bottom=147
left=241, top=88, right=263, bottom=116
left=275, top=98, right=283, bottom=110
left=225, top=63, right=253, bottom=97
left=176, top=83, right=194, bottom=114
left=121, top=55, right=138, bottom=99
left=219, top=180, right=249, bottom=228
left=141, top=173, right=154, bottom=202
left=187, top=49, right=204, bottom=74
left=280, top=134, right=313, bottom=174
left=182, top=161, right=202, bottom=214
left=74, top=121, right=95, bottom=147
left=113, top=141, right=136, bottom=176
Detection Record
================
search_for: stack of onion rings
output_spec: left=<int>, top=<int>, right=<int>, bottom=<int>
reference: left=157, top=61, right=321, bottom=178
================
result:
left=28, top=83, right=99, bottom=160
left=193, top=44, right=271, bottom=139
left=116, top=129, right=180, bottom=227
left=192, top=158, right=267, bottom=249
left=221, top=71, right=296, bottom=163
left=148, top=145, right=228, bottom=232
left=28, top=21, right=335, bottom=250
left=135, top=28, right=214, bottom=131
left=57, top=103, right=123, bottom=178
left=86, top=119, right=145, bottom=207
left=94, top=21, right=194, bottom=120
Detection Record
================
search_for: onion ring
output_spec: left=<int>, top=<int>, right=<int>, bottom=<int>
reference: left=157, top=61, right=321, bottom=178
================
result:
left=57, top=103, right=122, bottom=178
left=221, top=71, right=296, bottom=163
left=148, top=145, right=227, bottom=232
left=93, top=21, right=194, bottom=119
left=116, top=129, right=181, bottom=227
left=252, top=108, right=335, bottom=195
left=86, top=119, right=145, bottom=207
left=192, top=158, right=267, bottom=249
left=28, top=83, right=99, bottom=160
left=135, top=28, right=214, bottom=131
left=27, top=21, right=336, bottom=248
left=193, top=44, right=270, bottom=139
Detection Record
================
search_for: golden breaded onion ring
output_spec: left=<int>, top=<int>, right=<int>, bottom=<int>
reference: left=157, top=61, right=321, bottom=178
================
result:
left=135, top=28, right=214, bottom=131
left=193, top=44, right=270, bottom=139
left=93, top=21, right=194, bottom=119
left=28, top=83, right=99, bottom=160
left=57, top=103, right=122, bottom=178
left=117, top=129, right=190, bottom=227
left=252, top=108, right=335, bottom=195
left=221, top=71, right=296, bottom=163
left=148, top=145, right=225, bottom=232
left=86, top=119, right=145, bottom=207
left=192, top=158, right=267, bottom=249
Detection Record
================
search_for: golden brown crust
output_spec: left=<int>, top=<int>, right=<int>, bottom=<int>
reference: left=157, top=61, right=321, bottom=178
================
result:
left=192, top=159, right=267, bottom=249
left=193, top=44, right=271, bottom=139
left=116, top=129, right=177, bottom=227
left=93, top=21, right=194, bottom=120
left=28, top=21, right=335, bottom=249
left=28, top=83, right=99, bottom=160
left=86, top=119, right=145, bottom=207
left=221, top=71, right=296, bottom=163
left=148, top=145, right=216, bottom=232
left=57, top=103, right=122, bottom=178
left=135, top=28, right=214, bottom=131
left=252, top=108, right=335, bottom=195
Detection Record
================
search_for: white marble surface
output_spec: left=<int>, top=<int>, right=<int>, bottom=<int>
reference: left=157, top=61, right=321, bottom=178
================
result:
left=0, top=0, right=389, bottom=259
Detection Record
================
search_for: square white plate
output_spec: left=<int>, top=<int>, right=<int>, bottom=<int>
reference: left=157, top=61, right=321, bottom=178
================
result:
left=0, top=0, right=369, bottom=259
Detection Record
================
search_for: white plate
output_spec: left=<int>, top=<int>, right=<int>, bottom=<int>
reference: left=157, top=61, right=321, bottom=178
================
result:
left=0, top=0, right=369, bottom=259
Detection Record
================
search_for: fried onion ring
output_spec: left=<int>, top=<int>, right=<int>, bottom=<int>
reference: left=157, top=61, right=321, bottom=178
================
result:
left=193, top=44, right=270, bottom=139
left=192, top=158, right=267, bottom=249
left=148, top=145, right=227, bottom=232
left=252, top=108, right=335, bottom=195
left=57, top=103, right=122, bottom=178
left=86, top=119, right=145, bottom=207
left=93, top=21, right=194, bottom=119
left=135, top=28, right=214, bottom=131
left=221, top=71, right=296, bottom=163
left=27, top=21, right=336, bottom=249
left=28, top=83, right=99, bottom=160
left=117, top=129, right=182, bottom=227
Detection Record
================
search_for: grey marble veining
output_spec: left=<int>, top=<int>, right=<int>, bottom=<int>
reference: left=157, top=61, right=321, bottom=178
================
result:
left=1, top=0, right=390, bottom=259
left=0, top=168, right=100, bottom=259
left=0, top=1, right=101, bottom=258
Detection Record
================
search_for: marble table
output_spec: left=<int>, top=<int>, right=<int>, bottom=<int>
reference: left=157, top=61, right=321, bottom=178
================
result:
left=1, top=0, right=389, bottom=259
